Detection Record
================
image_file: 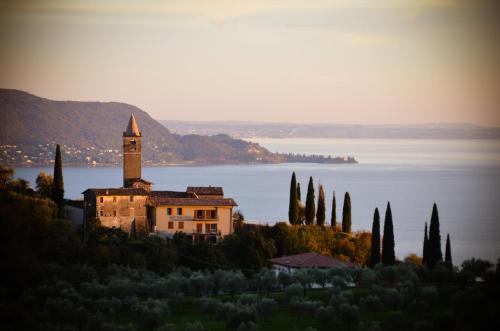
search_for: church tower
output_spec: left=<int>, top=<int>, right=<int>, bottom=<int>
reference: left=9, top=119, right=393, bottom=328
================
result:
left=123, top=114, right=142, bottom=187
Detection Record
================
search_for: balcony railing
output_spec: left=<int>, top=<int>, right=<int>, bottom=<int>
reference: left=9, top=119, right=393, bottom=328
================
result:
left=194, top=216, right=219, bottom=222
left=168, top=215, right=194, bottom=222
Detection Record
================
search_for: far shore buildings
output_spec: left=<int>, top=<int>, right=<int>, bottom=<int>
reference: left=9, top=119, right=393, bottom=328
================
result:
left=83, top=114, right=237, bottom=242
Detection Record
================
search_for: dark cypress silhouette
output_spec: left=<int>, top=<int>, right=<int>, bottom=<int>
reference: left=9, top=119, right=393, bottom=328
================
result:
left=369, top=208, right=381, bottom=268
left=316, top=184, right=326, bottom=226
left=422, top=222, right=429, bottom=266
left=305, top=176, right=315, bottom=225
left=297, top=183, right=301, bottom=202
left=331, top=191, right=337, bottom=229
left=445, top=233, right=452, bottom=268
left=428, top=203, right=442, bottom=268
left=288, top=172, right=299, bottom=225
left=52, top=144, right=65, bottom=217
left=382, top=202, right=395, bottom=265
left=341, top=192, right=352, bottom=233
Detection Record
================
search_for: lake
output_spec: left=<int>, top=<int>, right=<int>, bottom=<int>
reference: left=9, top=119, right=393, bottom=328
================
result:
left=14, top=138, right=500, bottom=264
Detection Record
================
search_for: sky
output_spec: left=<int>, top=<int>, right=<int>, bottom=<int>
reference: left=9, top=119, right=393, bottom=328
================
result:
left=1, top=0, right=499, bottom=125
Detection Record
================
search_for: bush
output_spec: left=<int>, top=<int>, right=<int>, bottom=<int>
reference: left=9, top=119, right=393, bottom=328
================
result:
left=285, top=283, right=304, bottom=303
left=419, top=286, right=438, bottom=305
left=237, top=321, right=258, bottom=331
left=133, top=299, right=169, bottom=329
left=158, top=323, right=176, bottom=331
left=337, top=303, right=360, bottom=328
left=184, top=321, right=204, bottom=331
left=359, top=295, right=383, bottom=312
left=257, top=298, right=277, bottom=318
left=381, top=311, right=405, bottom=331
left=237, top=294, right=259, bottom=306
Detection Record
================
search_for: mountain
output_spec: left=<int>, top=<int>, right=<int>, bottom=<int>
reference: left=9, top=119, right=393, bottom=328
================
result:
left=161, top=120, right=500, bottom=139
left=1, top=89, right=352, bottom=167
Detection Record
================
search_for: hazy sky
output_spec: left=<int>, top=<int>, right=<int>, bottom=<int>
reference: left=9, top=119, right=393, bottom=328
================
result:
left=1, top=0, right=499, bottom=125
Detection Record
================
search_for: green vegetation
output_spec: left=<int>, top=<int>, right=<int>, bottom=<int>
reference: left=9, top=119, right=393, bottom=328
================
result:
left=369, top=208, right=380, bottom=268
left=342, top=192, right=352, bottom=233
left=331, top=190, right=336, bottom=229
left=316, top=185, right=325, bottom=226
left=382, top=202, right=395, bottom=266
left=428, top=203, right=443, bottom=269
left=288, top=172, right=299, bottom=225
left=2, top=167, right=499, bottom=330
left=423, top=222, right=429, bottom=266
left=305, top=177, right=315, bottom=225
left=52, top=144, right=65, bottom=217
left=445, top=234, right=452, bottom=268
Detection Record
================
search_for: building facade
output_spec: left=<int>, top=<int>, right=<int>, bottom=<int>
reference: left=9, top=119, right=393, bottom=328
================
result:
left=83, top=115, right=237, bottom=240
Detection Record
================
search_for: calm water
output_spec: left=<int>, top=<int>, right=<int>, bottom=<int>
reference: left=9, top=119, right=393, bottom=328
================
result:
left=15, top=139, right=500, bottom=264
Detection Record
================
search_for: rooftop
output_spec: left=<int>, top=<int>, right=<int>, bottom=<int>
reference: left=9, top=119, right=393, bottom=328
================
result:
left=269, top=252, right=354, bottom=268
left=82, top=188, right=149, bottom=196
left=125, top=113, right=141, bottom=137
left=187, top=186, right=223, bottom=196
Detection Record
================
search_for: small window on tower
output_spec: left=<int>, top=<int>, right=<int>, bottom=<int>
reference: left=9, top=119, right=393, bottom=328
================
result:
left=100, top=197, right=104, bottom=203
left=130, top=196, right=134, bottom=202
left=113, top=210, right=117, bottom=217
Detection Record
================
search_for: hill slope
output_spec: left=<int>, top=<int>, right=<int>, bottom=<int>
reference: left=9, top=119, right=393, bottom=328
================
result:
left=0, top=89, right=283, bottom=166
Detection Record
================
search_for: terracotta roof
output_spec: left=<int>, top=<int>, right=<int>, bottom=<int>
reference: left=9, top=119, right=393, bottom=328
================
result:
left=186, top=186, right=223, bottom=196
left=150, top=196, right=237, bottom=207
left=127, top=178, right=153, bottom=185
left=150, top=190, right=192, bottom=198
left=269, top=252, right=354, bottom=268
left=82, top=188, right=149, bottom=196
left=125, top=114, right=141, bottom=136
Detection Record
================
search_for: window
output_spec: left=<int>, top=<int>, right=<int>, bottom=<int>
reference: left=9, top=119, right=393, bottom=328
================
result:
left=113, top=196, right=117, bottom=202
left=100, top=211, right=103, bottom=216
left=113, top=210, right=116, bottom=217
left=210, top=210, right=216, bottom=219
left=130, top=196, right=134, bottom=202
left=205, top=224, right=210, bottom=233
left=168, top=222, right=174, bottom=229
left=211, top=224, right=217, bottom=233
left=197, top=210, right=203, bottom=219
left=178, top=221, right=184, bottom=229
left=177, top=208, right=182, bottom=216
left=167, top=208, right=172, bottom=215
left=100, top=197, right=104, bottom=203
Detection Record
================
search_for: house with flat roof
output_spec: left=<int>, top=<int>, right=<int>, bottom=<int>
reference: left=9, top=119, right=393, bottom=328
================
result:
left=83, top=114, right=237, bottom=242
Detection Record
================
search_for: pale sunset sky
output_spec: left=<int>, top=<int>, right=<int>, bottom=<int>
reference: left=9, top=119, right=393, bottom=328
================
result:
left=1, top=0, right=499, bottom=125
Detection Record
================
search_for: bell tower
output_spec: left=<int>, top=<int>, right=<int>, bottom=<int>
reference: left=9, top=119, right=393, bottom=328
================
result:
left=123, top=114, right=142, bottom=187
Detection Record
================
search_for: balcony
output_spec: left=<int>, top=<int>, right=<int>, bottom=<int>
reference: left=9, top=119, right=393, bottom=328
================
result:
left=194, top=216, right=219, bottom=222
left=167, top=215, right=194, bottom=222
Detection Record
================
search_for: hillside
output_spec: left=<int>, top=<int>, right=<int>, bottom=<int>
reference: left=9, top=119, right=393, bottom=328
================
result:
left=0, top=89, right=323, bottom=167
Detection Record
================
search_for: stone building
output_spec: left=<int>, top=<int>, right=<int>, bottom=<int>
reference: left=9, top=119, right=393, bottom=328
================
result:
left=83, top=115, right=237, bottom=241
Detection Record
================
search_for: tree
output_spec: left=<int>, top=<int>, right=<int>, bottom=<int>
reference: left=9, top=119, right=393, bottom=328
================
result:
left=382, top=202, right=395, bottom=265
left=445, top=233, right=452, bottom=268
left=369, top=208, right=381, bottom=267
left=331, top=191, right=337, bottom=229
left=422, top=222, right=429, bottom=266
left=342, top=192, right=351, bottom=233
left=428, top=203, right=442, bottom=268
left=0, top=164, right=14, bottom=190
left=304, top=176, right=315, bottom=225
left=288, top=172, right=299, bottom=225
left=36, top=171, right=53, bottom=198
left=297, top=183, right=301, bottom=202
left=52, top=144, right=65, bottom=217
left=316, top=184, right=325, bottom=226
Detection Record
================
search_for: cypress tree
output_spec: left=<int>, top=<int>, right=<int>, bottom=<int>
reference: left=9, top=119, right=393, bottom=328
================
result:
left=316, top=184, right=325, bottom=226
left=331, top=191, right=337, bottom=229
left=382, top=202, right=395, bottom=265
left=288, top=172, right=299, bottom=225
left=369, top=208, right=381, bottom=268
left=305, top=176, right=315, bottom=225
left=297, top=183, right=301, bottom=202
left=52, top=144, right=65, bottom=217
left=341, top=192, right=351, bottom=233
left=422, top=222, right=429, bottom=266
left=428, top=203, right=442, bottom=268
left=445, top=233, right=452, bottom=268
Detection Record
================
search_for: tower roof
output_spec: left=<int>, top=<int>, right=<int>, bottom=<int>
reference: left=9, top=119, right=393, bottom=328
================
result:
left=125, top=114, right=141, bottom=136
